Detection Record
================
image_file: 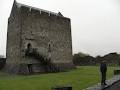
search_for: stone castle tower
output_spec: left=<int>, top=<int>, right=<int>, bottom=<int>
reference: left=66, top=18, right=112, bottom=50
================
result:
left=6, top=1, right=74, bottom=74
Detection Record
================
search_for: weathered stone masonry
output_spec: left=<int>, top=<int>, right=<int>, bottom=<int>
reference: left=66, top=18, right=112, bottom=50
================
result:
left=6, top=1, right=74, bottom=74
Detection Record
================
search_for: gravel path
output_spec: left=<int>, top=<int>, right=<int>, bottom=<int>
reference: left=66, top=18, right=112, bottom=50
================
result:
left=105, top=80, right=120, bottom=90
left=85, top=75, right=120, bottom=90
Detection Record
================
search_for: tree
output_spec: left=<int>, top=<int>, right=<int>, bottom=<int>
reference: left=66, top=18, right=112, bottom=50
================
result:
left=73, top=52, right=95, bottom=66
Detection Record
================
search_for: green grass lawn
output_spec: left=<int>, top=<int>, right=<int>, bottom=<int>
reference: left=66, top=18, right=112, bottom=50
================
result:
left=0, top=66, right=118, bottom=90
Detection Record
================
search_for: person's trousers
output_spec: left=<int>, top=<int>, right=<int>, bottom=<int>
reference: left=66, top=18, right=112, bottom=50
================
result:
left=101, top=72, right=106, bottom=84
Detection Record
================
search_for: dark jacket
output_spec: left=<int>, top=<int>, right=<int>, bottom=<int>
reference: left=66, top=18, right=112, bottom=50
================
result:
left=100, top=63, right=107, bottom=72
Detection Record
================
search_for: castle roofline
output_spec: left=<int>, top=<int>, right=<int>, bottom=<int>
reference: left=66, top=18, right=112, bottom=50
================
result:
left=15, top=0, right=63, bottom=17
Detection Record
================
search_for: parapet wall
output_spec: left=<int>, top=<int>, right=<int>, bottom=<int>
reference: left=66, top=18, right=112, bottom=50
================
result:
left=16, top=2, right=70, bottom=20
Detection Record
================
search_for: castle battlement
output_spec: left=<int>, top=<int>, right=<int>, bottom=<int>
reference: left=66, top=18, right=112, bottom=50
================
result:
left=16, top=1, right=64, bottom=17
left=8, top=0, right=70, bottom=24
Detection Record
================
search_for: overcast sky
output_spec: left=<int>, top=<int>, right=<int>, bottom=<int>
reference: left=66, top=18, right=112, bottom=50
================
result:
left=0, top=0, right=120, bottom=57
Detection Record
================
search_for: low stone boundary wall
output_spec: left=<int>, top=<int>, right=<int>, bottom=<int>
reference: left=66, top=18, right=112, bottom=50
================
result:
left=52, top=86, right=72, bottom=90
left=114, top=70, right=120, bottom=75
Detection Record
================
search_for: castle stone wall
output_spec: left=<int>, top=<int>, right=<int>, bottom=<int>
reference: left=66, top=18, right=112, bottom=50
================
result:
left=6, top=1, right=74, bottom=74
left=6, top=2, right=21, bottom=73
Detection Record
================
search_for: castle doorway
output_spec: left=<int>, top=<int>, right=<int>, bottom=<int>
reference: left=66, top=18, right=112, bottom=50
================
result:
left=28, top=64, right=33, bottom=74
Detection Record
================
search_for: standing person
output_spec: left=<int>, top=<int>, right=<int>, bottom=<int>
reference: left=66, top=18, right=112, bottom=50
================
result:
left=100, top=60, right=107, bottom=85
